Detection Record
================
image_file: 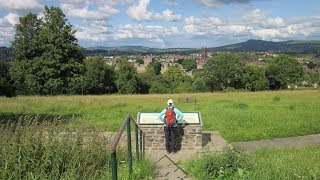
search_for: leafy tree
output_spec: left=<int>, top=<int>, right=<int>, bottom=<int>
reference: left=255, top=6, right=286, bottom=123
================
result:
left=161, top=66, right=193, bottom=93
left=266, top=55, right=304, bottom=89
left=136, top=58, right=144, bottom=65
left=243, top=65, right=269, bottom=91
left=182, top=59, right=197, bottom=71
left=163, top=66, right=184, bottom=87
left=10, top=6, right=85, bottom=95
left=11, top=13, right=41, bottom=61
left=203, top=53, right=246, bottom=91
left=84, top=56, right=116, bottom=94
left=150, top=61, right=162, bottom=75
left=0, top=61, right=15, bottom=97
left=116, top=58, right=140, bottom=94
left=148, top=75, right=171, bottom=94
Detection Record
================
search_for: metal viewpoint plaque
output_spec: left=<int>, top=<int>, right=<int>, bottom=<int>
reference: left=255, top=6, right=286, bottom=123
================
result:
left=138, top=112, right=201, bottom=125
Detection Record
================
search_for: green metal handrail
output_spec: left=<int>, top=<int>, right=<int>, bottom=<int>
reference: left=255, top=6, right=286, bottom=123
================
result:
left=110, top=114, right=145, bottom=180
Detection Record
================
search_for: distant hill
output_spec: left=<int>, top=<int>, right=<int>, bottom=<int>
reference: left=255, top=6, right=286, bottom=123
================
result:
left=2, top=40, right=320, bottom=60
left=83, top=46, right=197, bottom=56
left=209, top=39, right=320, bottom=53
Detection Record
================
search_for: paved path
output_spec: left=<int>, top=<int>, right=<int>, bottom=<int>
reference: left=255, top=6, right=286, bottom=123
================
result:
left=146, top=131, right=229, bottom=180
left=232, top=134, right=320, bottom=151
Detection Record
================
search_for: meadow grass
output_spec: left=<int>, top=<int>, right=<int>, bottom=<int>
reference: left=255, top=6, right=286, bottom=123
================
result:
left=0, top=119, right=154, bottom=179
left=0, top=89, right=319, bottom=142
left=184, top=146, right=320, bottom=179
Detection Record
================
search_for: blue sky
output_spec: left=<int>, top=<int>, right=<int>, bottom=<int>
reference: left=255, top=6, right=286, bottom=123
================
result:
left=0, top=0, right=319, bottom=48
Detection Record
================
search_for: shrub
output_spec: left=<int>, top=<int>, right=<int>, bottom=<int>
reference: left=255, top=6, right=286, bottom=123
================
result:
left=185, top=148, right=251, bottom=179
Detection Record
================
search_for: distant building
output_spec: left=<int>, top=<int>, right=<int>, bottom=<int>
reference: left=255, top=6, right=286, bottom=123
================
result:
left=196, top=47, right=209, bottom=69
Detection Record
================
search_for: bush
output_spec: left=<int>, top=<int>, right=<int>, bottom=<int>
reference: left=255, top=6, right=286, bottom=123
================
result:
left=185, top=148, right=251, bottom=179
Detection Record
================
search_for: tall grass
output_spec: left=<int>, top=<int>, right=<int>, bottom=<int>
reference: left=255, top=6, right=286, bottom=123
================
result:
left=0, top=117, right=153, bottom=179
left=1, top=90, right=319, bottom=142
left=185, top=146, right=320, bottom=179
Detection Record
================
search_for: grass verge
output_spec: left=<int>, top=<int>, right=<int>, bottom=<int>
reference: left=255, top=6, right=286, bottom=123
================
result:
left=184, top=146, right=320, bottom=179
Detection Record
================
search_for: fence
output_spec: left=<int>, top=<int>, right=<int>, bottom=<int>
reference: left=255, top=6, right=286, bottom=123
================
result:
left=110, top=114, right=145, bottom=180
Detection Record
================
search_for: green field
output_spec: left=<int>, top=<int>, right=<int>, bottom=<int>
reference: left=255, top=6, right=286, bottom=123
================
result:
left=185, top=146, right=320, bottom=179
left=1, top=90, right=319, bottom=142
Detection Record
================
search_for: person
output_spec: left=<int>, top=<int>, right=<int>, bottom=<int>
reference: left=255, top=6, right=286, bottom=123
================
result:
left=158, top=99, right=184, bottom=153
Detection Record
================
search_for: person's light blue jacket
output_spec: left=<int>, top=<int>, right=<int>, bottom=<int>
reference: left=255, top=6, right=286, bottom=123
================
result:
left=158, top=106, right=184, bottom=127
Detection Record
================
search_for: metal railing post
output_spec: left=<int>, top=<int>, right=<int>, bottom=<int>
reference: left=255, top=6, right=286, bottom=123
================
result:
left=135, top=124, right=139, bottom=161
left=111, top=152, right=117, bottom=180
left=111, top=114, right=145, bottom=179
left=127, top=118, right=132, bottom=175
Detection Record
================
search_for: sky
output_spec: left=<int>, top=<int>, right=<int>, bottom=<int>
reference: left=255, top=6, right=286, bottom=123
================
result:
left=0, top=0, right=319, bottom=48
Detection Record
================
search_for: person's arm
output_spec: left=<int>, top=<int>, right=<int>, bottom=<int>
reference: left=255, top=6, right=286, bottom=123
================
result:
left=174, top=108, right=184, bottom=122
left=158, top=108, right=166, bottom=123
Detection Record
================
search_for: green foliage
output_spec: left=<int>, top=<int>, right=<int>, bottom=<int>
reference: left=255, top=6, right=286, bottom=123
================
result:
left=0, top=61, right=15, bottom=97
left=266, top=55, right=304, bottom=89
left=192, top=77, right=210, bottom=92
left=136, top=58, right=144, bottom=65
left=243, top=65, right=269, bottom=91
left=182, top=58, right=197, bottom=71
left=0, top=118, right=154, bottom=179
left=185, top=148, right=250, bottom=179
left=150, top=60, right=162, bottom=75
left=203, top=53, right=246, bottom=91
left=10, top=6, right=85, bottom=95
left=84, top=56, right=116, bottom=94
left=116, top=58, right=141, bottom=94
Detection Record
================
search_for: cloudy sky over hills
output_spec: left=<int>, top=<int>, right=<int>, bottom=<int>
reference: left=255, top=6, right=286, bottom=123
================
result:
left=0, top=0, right=319, bottom=48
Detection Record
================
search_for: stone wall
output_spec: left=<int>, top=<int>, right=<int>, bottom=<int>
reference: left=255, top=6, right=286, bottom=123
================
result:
left=139, top=124, right=202, bottom=151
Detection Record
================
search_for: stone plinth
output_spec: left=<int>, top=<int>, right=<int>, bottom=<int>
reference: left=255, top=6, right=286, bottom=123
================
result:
left=138, top=112, right=203, bottom=151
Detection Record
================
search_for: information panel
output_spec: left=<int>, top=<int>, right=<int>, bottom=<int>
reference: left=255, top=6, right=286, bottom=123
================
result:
left=138, top=112, right=201, bottom=125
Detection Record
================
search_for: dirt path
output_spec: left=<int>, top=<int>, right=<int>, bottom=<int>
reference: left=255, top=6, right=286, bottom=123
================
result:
left=232, top=134, right=320, bottom=151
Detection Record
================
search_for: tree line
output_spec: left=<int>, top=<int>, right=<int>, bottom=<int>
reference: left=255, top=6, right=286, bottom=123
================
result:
left=0, top=6, right=319, bottom=97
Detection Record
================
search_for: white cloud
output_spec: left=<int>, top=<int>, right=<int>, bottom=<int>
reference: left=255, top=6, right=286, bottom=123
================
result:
left=163, top=0, right=179, bottom=6
left=0, top=13, right=19, bottom=46
left=61, top=3, right=119, bottom=21
left=0, top=0, right=42, bottom=11
left=182, top=9, right=320, bottom=42
left=126, top=0, right=181, bottom=21
left=242, top=9, right=286, bottom=28
left=112, top=24, right=179, bottom=46
left=75, top=21, right=111, bottom=41
left=197, top=0, right=260, bottom=8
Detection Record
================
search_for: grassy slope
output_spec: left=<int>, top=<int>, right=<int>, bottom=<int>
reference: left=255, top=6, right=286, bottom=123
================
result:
left=184, top=146, right=320, bottom=179
left=0, top=90, right=319, bottom=142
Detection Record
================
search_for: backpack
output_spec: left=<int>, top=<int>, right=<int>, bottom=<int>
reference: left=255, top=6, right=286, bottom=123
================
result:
left=165, top=107, right=177, bottom=127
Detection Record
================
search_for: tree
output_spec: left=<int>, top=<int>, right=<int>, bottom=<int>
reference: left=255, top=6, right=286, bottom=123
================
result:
left=150, top=61, right=162, bottom=75
left=162, top=66, right=193, bottom=93
left=203, top=53, right=246, bottom=91
left=11, top=13, right=41, bottom=61
left=242, top=65, right=269, bottom=91
left=84, top=56, right=116, bottom=94
left=116, top=58, right=141, bottom=94
left=10, top=6, right=85, bottom=95
left=0, top=61, right=15, bottom=97
left=182, top=59, right=197, bottom=71
left=266, top=55, right=304, bottom=89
